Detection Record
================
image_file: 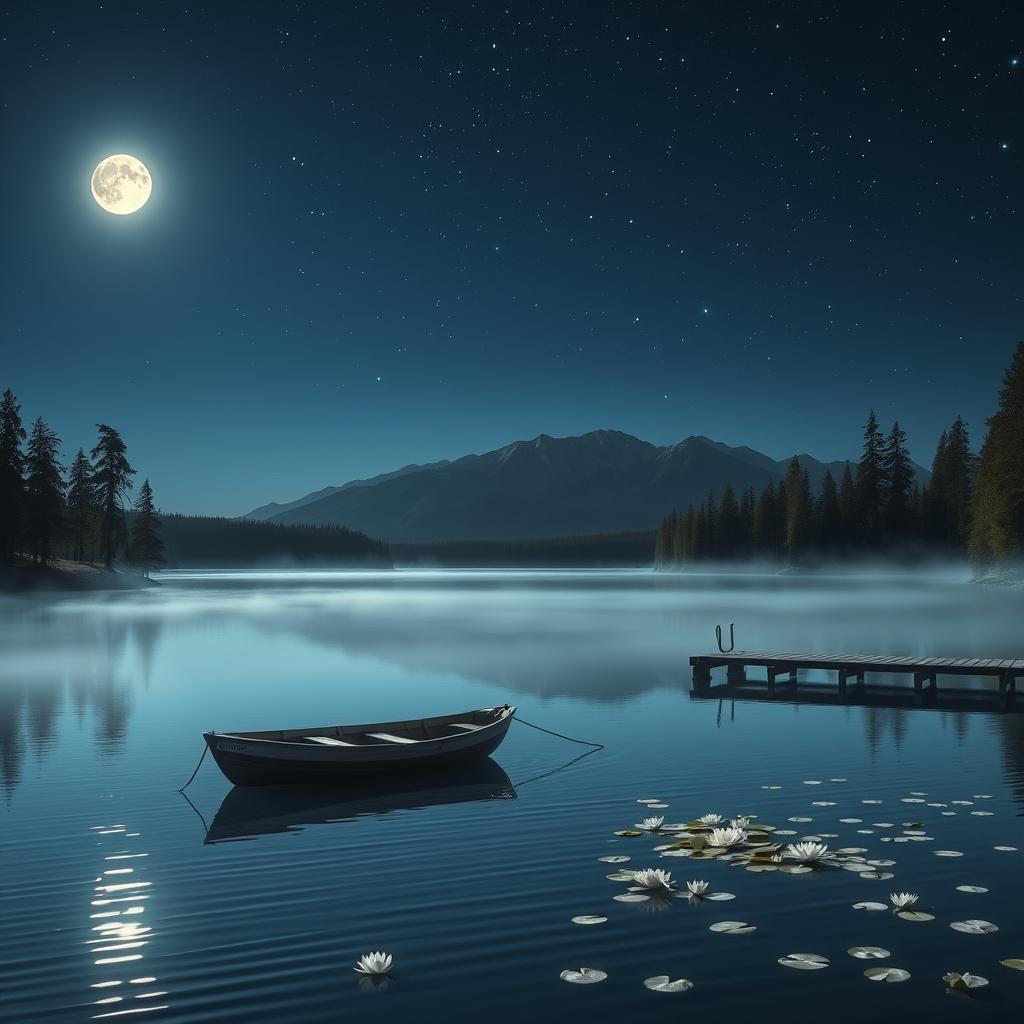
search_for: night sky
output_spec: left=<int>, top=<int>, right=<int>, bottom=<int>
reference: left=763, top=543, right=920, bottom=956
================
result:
left=1, top=2, right=1021, bottom=515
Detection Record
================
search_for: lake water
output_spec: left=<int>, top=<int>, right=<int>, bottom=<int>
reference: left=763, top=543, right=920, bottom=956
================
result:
left=2, top=568, right=1023, bottom=1023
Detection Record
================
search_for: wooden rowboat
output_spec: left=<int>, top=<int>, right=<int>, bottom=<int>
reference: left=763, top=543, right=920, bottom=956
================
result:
left=204, top=705, right=516, bottom=786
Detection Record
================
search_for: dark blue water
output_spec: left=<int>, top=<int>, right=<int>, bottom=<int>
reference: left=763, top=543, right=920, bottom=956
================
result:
left=2, top=569, right=1023, bottom=1023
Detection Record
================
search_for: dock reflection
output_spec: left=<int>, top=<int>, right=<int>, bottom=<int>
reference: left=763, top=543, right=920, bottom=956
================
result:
left=202, top=757, right=516, bottom=844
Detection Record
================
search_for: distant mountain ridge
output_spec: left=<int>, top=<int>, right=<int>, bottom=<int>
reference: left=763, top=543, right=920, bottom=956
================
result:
left=242, top=430, right=929, bottom=543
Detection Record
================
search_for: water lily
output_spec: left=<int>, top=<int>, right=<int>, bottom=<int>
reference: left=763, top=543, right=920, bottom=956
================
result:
left=730, top=816, right=752, bottom=830
left=943, top=971, right=988, bottom=991
left=706, top=827, right=747, bottom=848
left=355, top=951, right=393, bottom=976
left=698, top=813, right=724, bottom=826
left=890, top=892, right=918, bottom=909
left=637, top=816, right=665, bottom=831
left=686, top=880, right=709, bottom=896
left=632, top=868, right=673, bottom=890
left=785, top=841, right=829, bottom=862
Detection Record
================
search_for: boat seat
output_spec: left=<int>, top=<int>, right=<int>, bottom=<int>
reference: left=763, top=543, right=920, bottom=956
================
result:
left=367, top=732, right=419, bottom=744
left=449, top=722, right=483, bottom=732
left=305, top=736, right=357, bottom=746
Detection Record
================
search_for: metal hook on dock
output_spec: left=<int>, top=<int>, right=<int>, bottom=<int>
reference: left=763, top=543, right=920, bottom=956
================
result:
left=715, top=623, right=735, bottom=654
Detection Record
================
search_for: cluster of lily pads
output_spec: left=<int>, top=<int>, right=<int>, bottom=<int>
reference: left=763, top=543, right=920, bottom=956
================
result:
left=560, top=786, right=1022, bottom=995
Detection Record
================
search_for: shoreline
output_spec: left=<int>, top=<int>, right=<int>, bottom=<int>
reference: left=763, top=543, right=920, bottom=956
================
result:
left=0, top=558, right=159, bottom=593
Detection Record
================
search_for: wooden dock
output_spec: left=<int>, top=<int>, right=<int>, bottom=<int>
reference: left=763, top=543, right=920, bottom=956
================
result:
left=690, top=651, right=1022, bottom=710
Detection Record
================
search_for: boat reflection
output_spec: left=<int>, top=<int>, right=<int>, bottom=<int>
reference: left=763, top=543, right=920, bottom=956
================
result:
left=203, top=757, right=516, bottom=843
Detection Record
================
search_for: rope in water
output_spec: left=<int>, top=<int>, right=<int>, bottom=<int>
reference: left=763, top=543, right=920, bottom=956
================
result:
left=178, top=744, right=208, bottom=792
left=511, top=713, right=604, bottom=749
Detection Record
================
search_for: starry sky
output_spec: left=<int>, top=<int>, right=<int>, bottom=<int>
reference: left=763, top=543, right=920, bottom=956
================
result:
left=1, top=2, right=1021, bottom=515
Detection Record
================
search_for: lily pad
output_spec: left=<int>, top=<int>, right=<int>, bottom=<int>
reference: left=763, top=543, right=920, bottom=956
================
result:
left=999, top=959, right=1024, bottom=971
left=955, top=885, right=988, bottom=893
left=934, top=850, right=963, bottom=857
left=852, top=901, right=888, bottom=911
left=779, top=865, right=813, bottom=874
left=607, top=871, right=636, bottom=881
left=949, top=919, right=998, bottom=934
left=839, top=818, right=863, bottom=824
left=560, top=968, right=607, bottom=985
left=704, top=892, right=735, bottom=901
left=709, top=920, right=756, bottom=934
left=571, top=915, right=608, bottom=925
left=802, top=780, right=823, bottom=785
left=896, top=910, right=935, bottom=922
left=994, top=846, right=1018, bottom=852
left=779, top=953, right=829, bottom=970
left=643, top=976, right=693, bottom=993
left=613, top=893, right=650, bottom=903
left=848, top=946, right=891, bottom=959
left=598, top=855, right=631, bottom=863
left=614, top=830, right=643, bottom=837
left=864, top=967, right=910, bottom=982
left=970, top=810, right=994, bottom=817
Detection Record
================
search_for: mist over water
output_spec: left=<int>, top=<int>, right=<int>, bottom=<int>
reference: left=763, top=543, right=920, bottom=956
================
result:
left=2, top=569, right=1023, bottom=1022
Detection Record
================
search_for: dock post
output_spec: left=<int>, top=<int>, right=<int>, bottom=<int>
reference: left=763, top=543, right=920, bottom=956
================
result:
left=999, top=670, right=1015, bottom=711
left=766, top=665, right=778, bottom=698
left=692, top=658, right=712, bottom=691
left=838, top=667, right=852, bottom=698
left=726, top=661, right=745, bottom=685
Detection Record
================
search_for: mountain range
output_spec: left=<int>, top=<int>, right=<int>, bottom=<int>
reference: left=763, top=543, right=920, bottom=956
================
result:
left=242, top=430, right=929, bottom=543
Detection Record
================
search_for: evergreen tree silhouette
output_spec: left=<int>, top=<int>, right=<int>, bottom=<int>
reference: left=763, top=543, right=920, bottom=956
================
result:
left=66, top=449, right=95, bottom=563
left=970, top=341, right=1024, bottom=565
left=23, top=418, right=65, bottom=566
left=857, top=409, right=885, bottom=535
left=127, top=479, right=165, bottom=577
left=882, top=420, right=914, bottom=537
left=90, top=424, right=135, bottom=569
left=0, top=389, right=26, bottom=564
left=818, top=469, right=841, bottom=551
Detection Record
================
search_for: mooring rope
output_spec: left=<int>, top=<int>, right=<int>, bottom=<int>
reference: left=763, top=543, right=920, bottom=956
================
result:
left=512, top=712, right=605, bottom=749
left=178, top=744, right=208, bottom=792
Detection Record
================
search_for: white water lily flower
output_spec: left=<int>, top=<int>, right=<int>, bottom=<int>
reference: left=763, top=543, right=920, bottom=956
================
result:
left=355, top=951, right=393, bottom=975
left=943, top=971, right=988, bottom=991
left=698, top=813, right=724, bottom=826
left=890, top=892, right=918, bottom=909
left=785, top=841, right=829, bottom=862
left=632, top=867, right=673, bottom=890
left=706, top=827, right=747, bottom=848
left=686, top=880, right=709, bottom=895
left=637, top=816, right=665, bottom=831
left=730, top=816, right=752, bottom=830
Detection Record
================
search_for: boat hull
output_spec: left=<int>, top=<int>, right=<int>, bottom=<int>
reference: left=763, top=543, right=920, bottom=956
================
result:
left=204, top=709, right=514, bottom=786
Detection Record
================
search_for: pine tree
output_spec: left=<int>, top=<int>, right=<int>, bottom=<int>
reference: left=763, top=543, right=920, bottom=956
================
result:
left=66, top=449, right=95, bottom=563
left=927, top=417, right=975, bottom=548
left=856, top=410, right=886, bottom=538
left=681, top=505, right=696, bottom=561
left=127, top=479, right=165, bottom=577
left=0, top=388, right=26, bottom=563
left=970, top=341, right=1024, bottom=565
left=882, top=420, right=915, bottom=538
left=91, top=424, right=135, bottom=569
left=23, top=418, right=65, bottom=566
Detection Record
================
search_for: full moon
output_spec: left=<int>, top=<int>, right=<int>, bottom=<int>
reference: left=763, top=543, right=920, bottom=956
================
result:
left=91, top=154, right=152, bottom=215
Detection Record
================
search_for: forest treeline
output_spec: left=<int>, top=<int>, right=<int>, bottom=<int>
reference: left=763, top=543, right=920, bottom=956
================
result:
left=0, top=390, right=164, bottom=575
left=161, top=515, right=390, bottom=567
left=0, top=388, right=391, bottom=575
left=656, top=340, right=1024, bottom=569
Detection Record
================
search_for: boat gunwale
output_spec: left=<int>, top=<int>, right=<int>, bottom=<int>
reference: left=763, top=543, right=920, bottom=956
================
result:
left=204, top=705, right=515, bottom=748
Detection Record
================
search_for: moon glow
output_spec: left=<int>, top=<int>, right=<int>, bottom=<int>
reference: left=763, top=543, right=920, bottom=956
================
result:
left=91, top=154, right=152, bottom=215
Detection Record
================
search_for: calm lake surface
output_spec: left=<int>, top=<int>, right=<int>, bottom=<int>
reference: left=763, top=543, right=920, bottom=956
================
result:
left=2, top=568, right=1023, bottom=1023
